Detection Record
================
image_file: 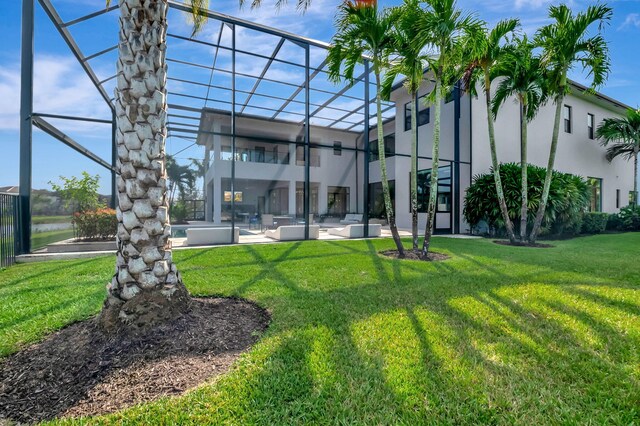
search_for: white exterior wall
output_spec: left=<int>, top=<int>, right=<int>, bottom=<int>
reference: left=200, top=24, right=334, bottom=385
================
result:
left=199, top=112, right=363, bottom=224
left=471, top=86, right=635, bottom=213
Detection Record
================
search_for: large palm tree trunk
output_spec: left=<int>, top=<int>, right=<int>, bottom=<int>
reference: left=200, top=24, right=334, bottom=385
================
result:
left=100, top=0, right=190, bottom=331
left=484, top=77, right=517, bottom=243
left=530, top=92, right=565, bottom=243
left=421, top=81, right=441, bottom=258
left=375, top=73, right=404, bottom=256
left=410, top=94, right=419, bottom=251
left=520, top=99, right=528, bottom=241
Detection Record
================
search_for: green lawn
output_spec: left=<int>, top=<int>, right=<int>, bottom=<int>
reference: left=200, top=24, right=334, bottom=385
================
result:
left=31, top=215, right=72, bottom=225
left=31, top=229, right=75, bottom=251
left=1, top=234, right=639, bottom=425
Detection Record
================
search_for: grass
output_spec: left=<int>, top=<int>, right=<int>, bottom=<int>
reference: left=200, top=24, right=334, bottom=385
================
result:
left=31, top=215, right=72, bottom=225
left=1, top=234, right=639, bottom=425
left=31, top=229, right=75, bottom=251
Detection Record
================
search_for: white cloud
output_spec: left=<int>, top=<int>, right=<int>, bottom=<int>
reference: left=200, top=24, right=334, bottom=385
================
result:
left=0, top=55, right=112, bottom=133
left=619, top=13, right=640, bottom=30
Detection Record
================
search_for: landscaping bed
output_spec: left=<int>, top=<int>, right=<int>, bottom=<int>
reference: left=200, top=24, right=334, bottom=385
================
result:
left=0, top=298, right=269, bottom=424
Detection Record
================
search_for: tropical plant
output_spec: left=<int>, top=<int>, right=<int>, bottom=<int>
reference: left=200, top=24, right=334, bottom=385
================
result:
left=414, top=0, right=480, bottom=257
left=327, top=1, right=405, bottom=256
left=73, top=208, right=118, bottom=240
left=618, top=205, right=640, bottom=230
left=492, top=35, right=548, bottom=240
left=382, top=0, right=426, bottom=251
left=463, top=18, right=520, bottom=244
left=166, top=155, right=197, bottom=207
left=49, top=172, right=103, bottom=214
left=464, top=162, right=590, bottom=237
left=101, top=0, right=310, bottom=331
left=596, top=107, right=640, bottom=209
left=529, top=4, right=612, bottom=243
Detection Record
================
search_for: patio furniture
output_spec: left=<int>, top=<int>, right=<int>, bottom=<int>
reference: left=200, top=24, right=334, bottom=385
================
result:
left=339, top=213, right=363, bottom=225
left=265, top=225, right=320, bottom=241
left=186, top=227, right=239, bottom=245
left=261, top=214, right=275, bottom=231
left=328, top=224, right=382, bottom=238
left=273, top=216, right=292, bottom=226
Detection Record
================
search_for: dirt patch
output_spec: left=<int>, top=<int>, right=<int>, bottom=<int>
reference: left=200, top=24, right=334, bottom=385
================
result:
left=0, top=297, right=270, bottom=424
left=493, top=240, right=555, bottom=248
left=379, top=249, right=450, bottom=261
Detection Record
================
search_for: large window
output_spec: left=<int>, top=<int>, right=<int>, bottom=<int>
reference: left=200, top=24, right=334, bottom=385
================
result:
left=563, top=105, right=572, bottom=133
left=587, top=177, right=602, bottom=212
left=369, top=134, right=395, bottom=162
left=327, top=186, right=350, bottom=216
left=587, top=113, right=595, bottom=139
left=404, top=95, right=430, bottom=131
left=416, top=165, right=451, bottom=213
left=368, top=180, right=395, bottom=218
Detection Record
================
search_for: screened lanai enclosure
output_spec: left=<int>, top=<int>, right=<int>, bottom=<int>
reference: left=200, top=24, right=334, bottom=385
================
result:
left=16, top=0, right=400, bottom=253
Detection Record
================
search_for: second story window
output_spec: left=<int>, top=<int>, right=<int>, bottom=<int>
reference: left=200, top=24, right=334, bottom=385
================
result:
left=404, top=95, right=430, bottom=131
left=587, top=113, right=595, bottom=139
left=563, top=105, right=572, bottom=133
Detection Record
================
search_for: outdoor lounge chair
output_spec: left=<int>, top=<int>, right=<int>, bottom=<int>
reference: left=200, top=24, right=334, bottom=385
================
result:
left=328, top=224, right=381, bottom=238
left=339, top=213, right=363, bottom=225
left=186, top=227, right=240, bottom=245
left=265, top=225, right=320, bottom=241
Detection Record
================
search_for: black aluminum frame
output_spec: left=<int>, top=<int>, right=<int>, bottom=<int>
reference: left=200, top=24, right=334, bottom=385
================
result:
left=19, top=0, right=394, bottom=252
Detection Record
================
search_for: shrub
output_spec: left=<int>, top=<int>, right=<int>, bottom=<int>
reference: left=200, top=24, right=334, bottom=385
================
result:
left=581, top=212, right=609, bottom=234
left=464, top=163, right=590, bottom=237
left=171, top=201, right=188, bottom=224
left=618, top=206, right=640, bottom=231
left=606, top=213, right=623, bottom=231
left=73, top=208, right=117, bottom=240
left=50, top=172, right=103, bottom=213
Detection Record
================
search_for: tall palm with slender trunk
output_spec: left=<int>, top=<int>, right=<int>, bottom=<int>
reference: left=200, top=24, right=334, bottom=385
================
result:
left=382, top=0, right=426, bottom=251
left=492, top=36, right=547, bottom=240
left=596, top=108, right=640, bottom=209
left=529, top=4, right=611, bottom=243
left=464, top=19, right=519, bottom=243
left=101, top=0, right=308, bottom=331
left=414, top=0, right=479, bottom=258
left=328, top=1, right=405, bottom=257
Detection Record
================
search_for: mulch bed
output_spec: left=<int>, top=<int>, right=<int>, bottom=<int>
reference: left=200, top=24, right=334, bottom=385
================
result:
left=379, top=249, right=450, bottom=261
left=493, top=240, right=555, bottom=248
left=0, top=297, right=270, bottom=424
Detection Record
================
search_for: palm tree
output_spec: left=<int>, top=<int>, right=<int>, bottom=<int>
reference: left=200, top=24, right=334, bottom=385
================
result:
left=492, top=35, right=548, bottom=240
left=382, top=0, right=426, bottom=251
left=166, top=155, right=197, bottom=207
left=327, top=1, right=405, bottom=257
left=596, top=108, right=640, bottom=209
left=414, top=0, right=480, bottom=258
left=529, top=4, right=612, bottom=243
left=101, top=0, right=309, bottom=330
left=464, top=19, right=519, bottom=244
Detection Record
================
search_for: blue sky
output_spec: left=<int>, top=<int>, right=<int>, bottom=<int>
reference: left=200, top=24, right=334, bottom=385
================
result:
left=0, top=0, right=639, bottom=194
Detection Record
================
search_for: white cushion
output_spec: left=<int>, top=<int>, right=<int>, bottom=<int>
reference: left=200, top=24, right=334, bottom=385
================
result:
left=328, top=224, right=381, bottom=238
left=265, top=225, right=320, bottom=241
left=186, top=227, right=239, bottom=245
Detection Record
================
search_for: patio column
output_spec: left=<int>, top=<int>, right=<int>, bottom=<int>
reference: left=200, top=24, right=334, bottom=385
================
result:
left=19, top=0, right=34, bottom=254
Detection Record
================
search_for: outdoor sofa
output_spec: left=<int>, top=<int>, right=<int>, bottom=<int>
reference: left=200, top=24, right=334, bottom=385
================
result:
left=186, top=227, right=240, bottom=245
left=328, top=224, right=382, bottom=238
left=265, top=225, right=320, bottom=241
left=339, top=214, right=363, bottom=225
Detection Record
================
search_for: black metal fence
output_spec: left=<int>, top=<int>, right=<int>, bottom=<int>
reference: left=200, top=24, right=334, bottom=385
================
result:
left=0, top=193, right=21, bottom=267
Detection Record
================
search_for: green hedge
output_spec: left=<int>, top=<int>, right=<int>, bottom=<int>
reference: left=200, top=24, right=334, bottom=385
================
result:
left=73, top=208, right=117, bottom=240
left=464, top=163, right=590, bottom=237
left=582, top=212, right=609, bottom=234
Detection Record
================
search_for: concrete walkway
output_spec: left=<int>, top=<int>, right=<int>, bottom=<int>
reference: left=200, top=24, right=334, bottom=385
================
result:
left=16, top=227, right=479, bottom=263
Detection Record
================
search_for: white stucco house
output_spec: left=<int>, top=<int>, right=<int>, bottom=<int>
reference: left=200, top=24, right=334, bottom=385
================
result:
left=196, top=71, right=636, bottom=234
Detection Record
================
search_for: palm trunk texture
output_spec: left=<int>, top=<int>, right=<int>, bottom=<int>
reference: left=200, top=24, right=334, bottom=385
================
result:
left=100, top=0, right=190, bottom=331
